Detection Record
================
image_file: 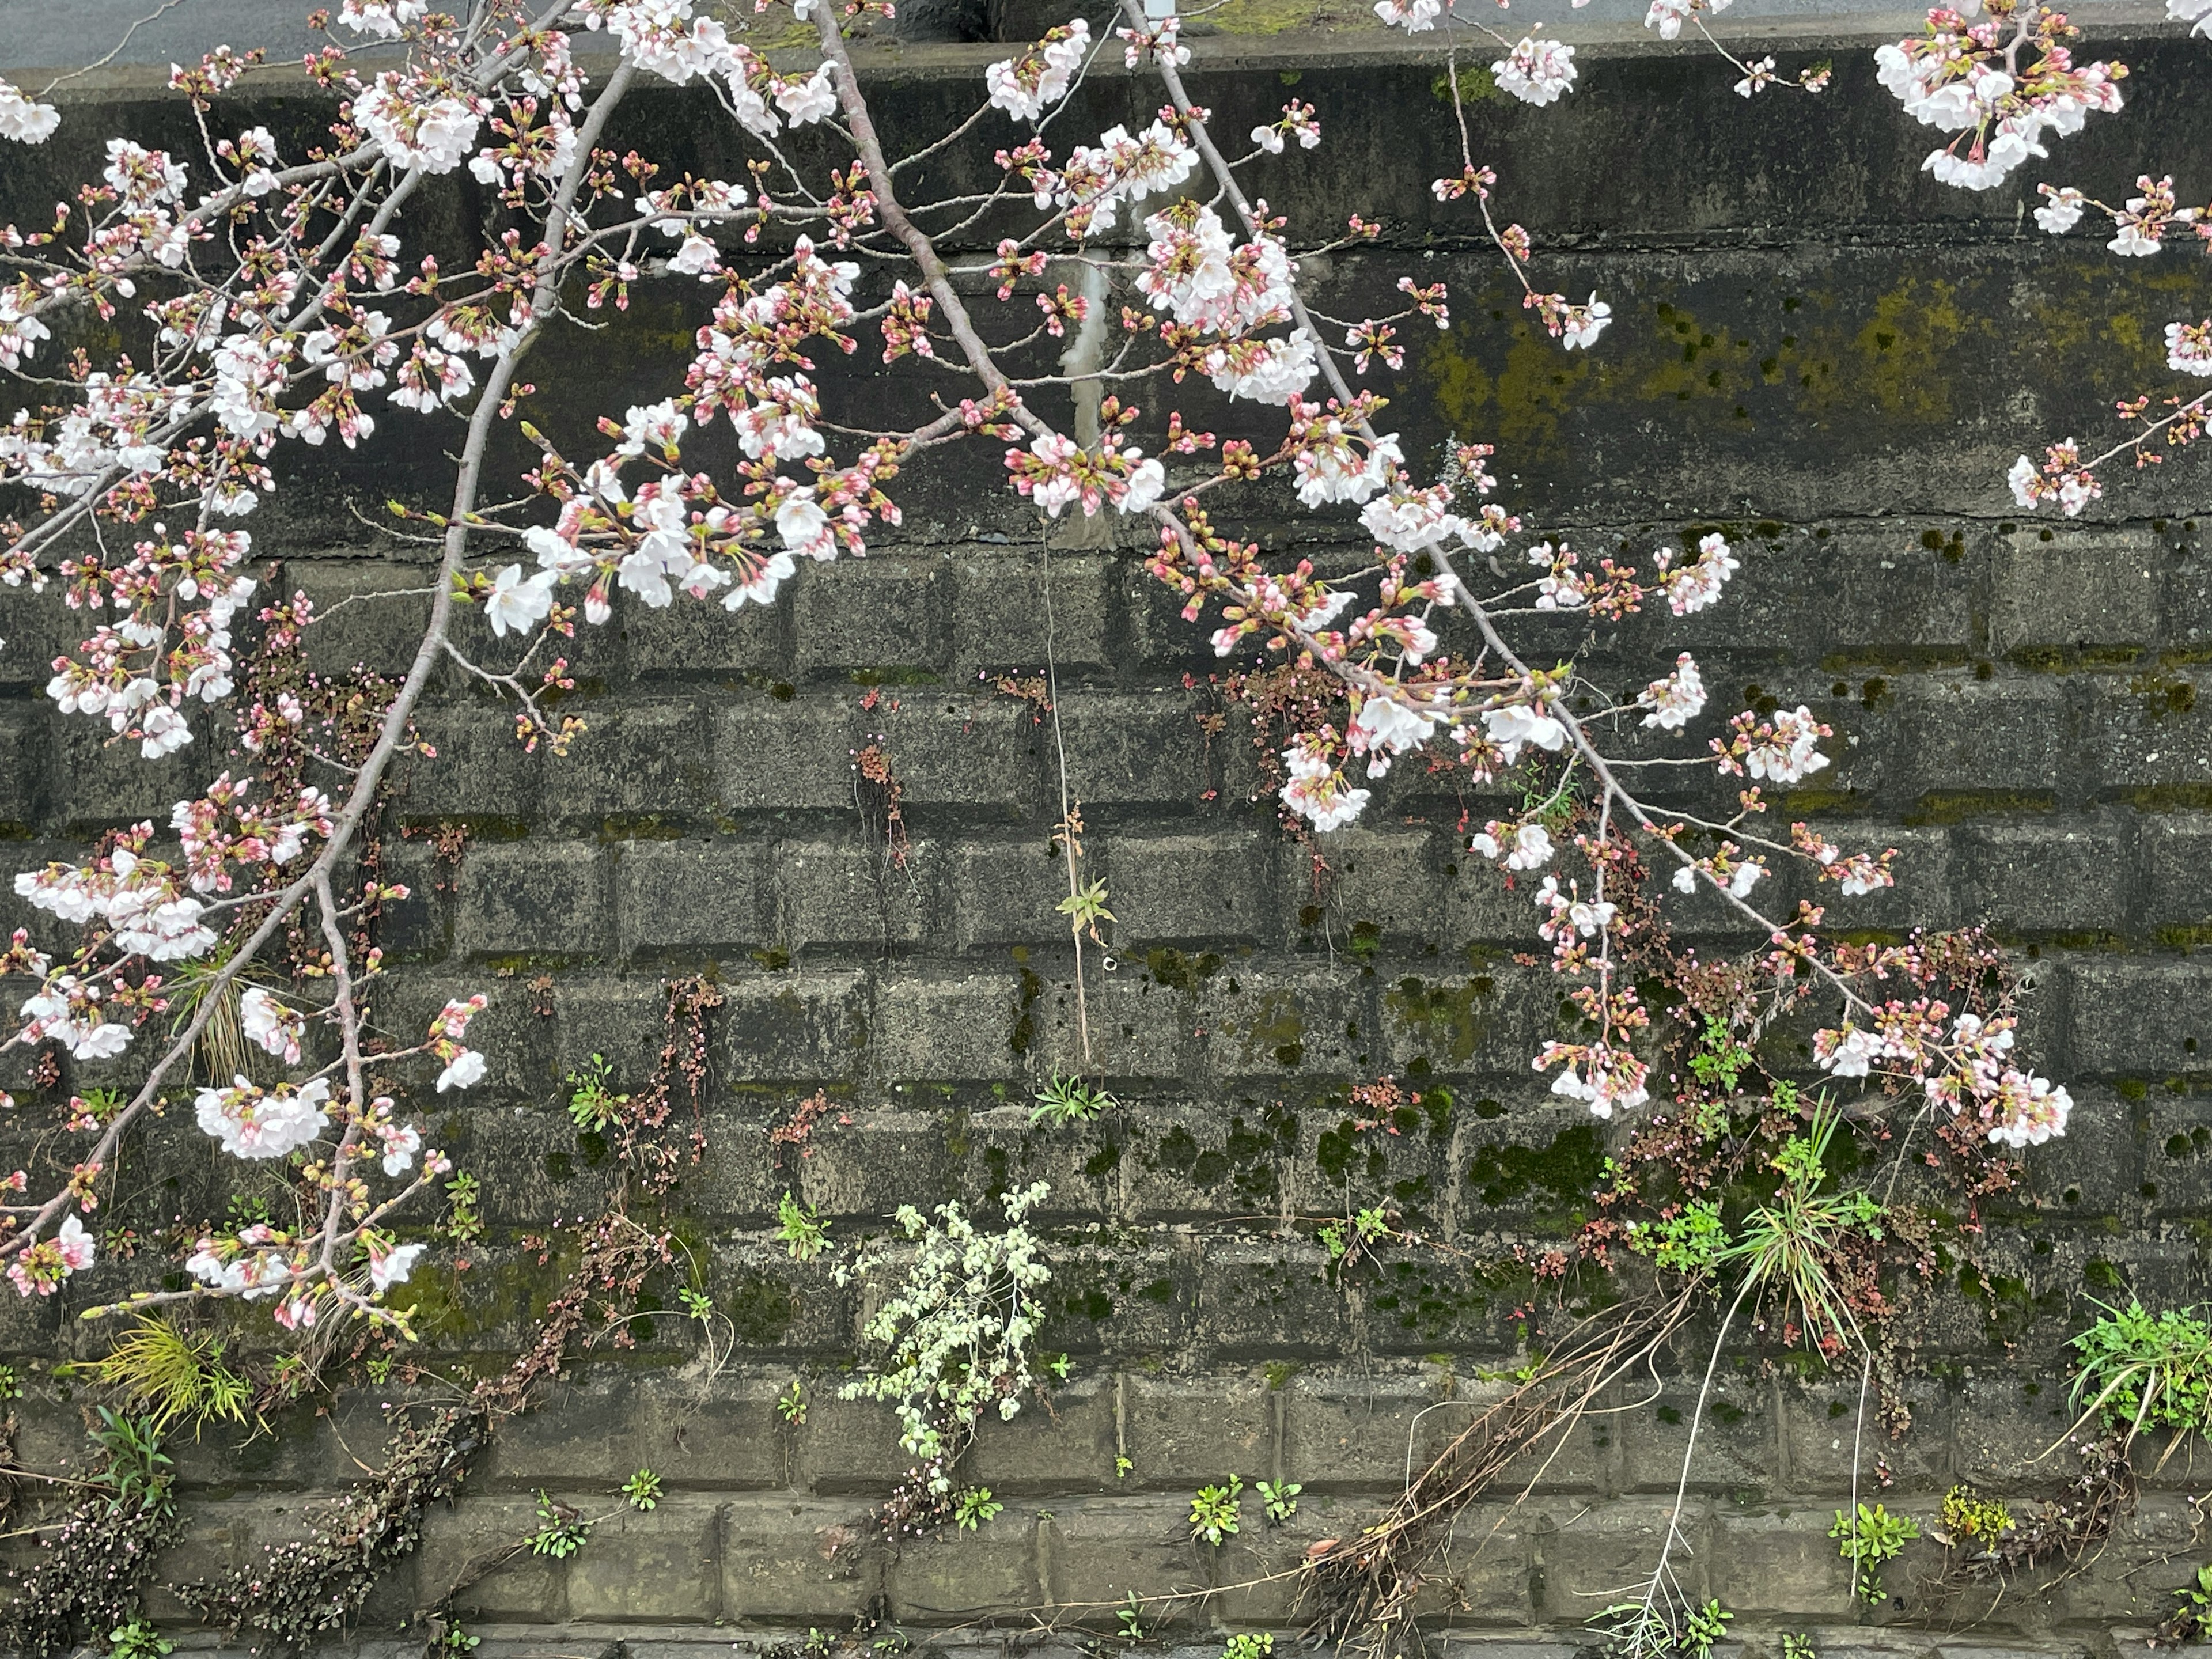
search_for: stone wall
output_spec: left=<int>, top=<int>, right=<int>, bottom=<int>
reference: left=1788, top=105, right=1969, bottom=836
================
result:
left=4, top=10, right=2212, bottom=1653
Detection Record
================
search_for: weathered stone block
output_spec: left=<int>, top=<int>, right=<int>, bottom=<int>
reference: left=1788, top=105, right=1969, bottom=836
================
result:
left=794, top=556, right=950, bottom=676
left=1040, top=1497, right=1208, bottom=1618
left=2091, top=673, right=2212, bottom=793
left=952, top=548, right=1111, bottom=673
left=1193, top=962, right=1376, bottom=1080
left=717, top=969, right=870, bottom=1082
left=395, top=705, right=544, bottom=821
left=955, top=837, right=1077, bottom=947
left=1059, top=695, right=1211, bottom=809
left=1780, top=1377, right=1950, bottom=1495
left=887, top=1513, right=1041, bottom=1619
left=718, top=1495, right=882, bottom=1620
left=1990, top=529, right=2160, bottom=653
left=2140, top=816, right=2212, bottom=940
left=634, top=1372, right=791, bottom=1490
left=420, top=1497, right=565, bottom=1621
left=1278, top=1369, right=1461, bottom=1493
left=625, top=588, right=787, bottom=678
left=615, top=838, right=772, bottom=957
left=1315, top=825, right=1450, bottom=947
left=719, top=699, right=857, bottom=812
left=1529, top=1498, right=1692, bottom=1620
left=782, top=836, right=934, bottom=950
left=870, top=971, right=1023, bottom=1081
left=1950, top=1373, right=2074, bottom=1487
left=1707, top=1507, right=1857, bottom=1615
left=1883, top=676, right=2071, bottom=806
left=546, top=700, right=722, bottom=825
left=455, top=839, right=607, bottom=959
left=964, top=1373, right=1120, bottom=1493
left=565, top=1497, right=724, bottom=1622
left=2069, top=960, right=2212, bottom=1080
left=1123, top=1372, right=1272, bottom=1488
left=1619, top=1378, right=1777, bottom=1497
left=1106, top=831, right=1283, bottom=946
left=791, top=1391, right=911, bottom=1494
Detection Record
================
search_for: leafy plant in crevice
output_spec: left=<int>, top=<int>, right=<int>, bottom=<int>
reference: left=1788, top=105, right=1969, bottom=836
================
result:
left=67, top=1315, right=257, bottom=1436
left=105, top=1618, right=173, bottom=1659
left=1934, top=1484, right=2013, bottom=1558
left=777, top=1189, right=830, bottom=1262
left=1923, top=1434, right=2135, bottom=1593
left=1189, top=1475, right=1243, bottom=1545
left=951, top=1486, right=1002, bottom=1531
left=838, top=1181, right=1054, bottom=1533
left=1831, top=1502, right=1919, bottom=1604
left=1031, top=1071, right=1115, bottom=1127
left=2065, top=1298, right=2212, bottom=1462
left=1679, top=1600, right=1732, bottom=1659
left=525, top=1490, right=592, bottom=1558
left=2158, top=1562, right=2212, bottom=1645
left=3, top=1412, right=181, bottom=1658
left=1257, top=1479, right=1301, bottom=1524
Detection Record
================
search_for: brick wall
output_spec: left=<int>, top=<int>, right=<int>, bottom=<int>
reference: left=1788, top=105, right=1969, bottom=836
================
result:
left=4, top=14, right=2212, bottom=1650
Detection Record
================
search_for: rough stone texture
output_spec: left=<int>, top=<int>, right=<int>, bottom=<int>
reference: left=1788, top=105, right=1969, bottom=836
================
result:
left=2, top=12, right=2211, bottom=1656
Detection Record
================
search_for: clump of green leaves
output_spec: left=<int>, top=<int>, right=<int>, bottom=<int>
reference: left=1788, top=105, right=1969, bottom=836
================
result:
left=429, top=1624, right=480, bottom=1659
left=105, top=1620, right=171, bottom=1659
left=70, top=1316, right=255, bottom=1435
left=838, top=1182, right=1052, bottom=1505
left=1319, top=1206, right=1391, bottom=1263
left=1116, top=1594, right=1146, bottom=1641
left=1221, top=1635, right=1272, bottom=1659
left=952, top=1486, right=1002, bottom=1529
left=1680, top=1601, right=1731, bottom=1659
left=1831, top=1502, right=1918, bottom=1604
left=621, top=1468, right=662, bottom=1511
left=1780, top=1636, right=1816, bottom=1659
left=1032, top=1073, right=1115, bottom=1127
left=1190, top=1475, right=1243, bottom=1545
left=1624, top=1199, right=1728, bottom=1279
left=1257, top=1479, right=1301, bottom=1523
left=778, top=1378, right=808, bottom=1424
left=1687, top=1016, right=1752, bottom=1096
left=1057, top=877, right=1114, bottom=941
left=1937, top=1484, right=2012, bottom=1550
left=2067, top=1299, right=2212, bottom=1445
left=444, top=1171, right=484, bottom=1243
left=565, top=1053, right=630, bottom=1132
left=1719, top=1105, right=1885, bottom=1352
left=2162, top=1563, right=2212, bottom=1643
left=777, top=1190, right=830, bottom=1262
left=526, top=1491, right=592, bottom=1559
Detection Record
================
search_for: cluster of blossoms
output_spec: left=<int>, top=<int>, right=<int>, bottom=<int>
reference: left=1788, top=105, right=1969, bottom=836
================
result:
left=1817, top=1009, right=2071, bottom=1149
left=1874, top=1, right=2126, bottom=189
left=985, top=18, right=1090, bottom=121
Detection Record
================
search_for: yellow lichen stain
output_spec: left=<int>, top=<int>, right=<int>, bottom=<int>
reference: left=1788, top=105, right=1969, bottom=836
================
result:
left=1636, top=301, right=1757, bottom=407
left=1838, top=279, right=1974, bottom=423
left=1420, top=315, right=1595, bottom=461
